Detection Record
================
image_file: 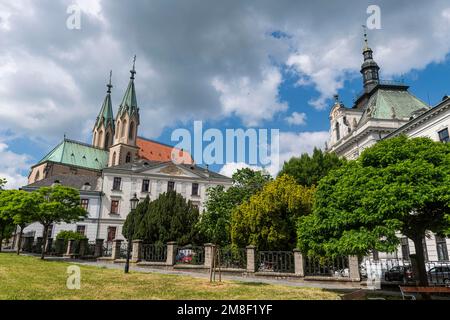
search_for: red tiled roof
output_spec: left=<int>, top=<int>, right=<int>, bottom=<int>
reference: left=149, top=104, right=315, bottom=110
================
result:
left=136, top=137, right=194, bottom=164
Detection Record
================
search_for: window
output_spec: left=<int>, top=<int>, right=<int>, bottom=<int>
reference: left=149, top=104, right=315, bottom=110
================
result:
left=438, top=128, right=449, bottom=143
left=112, top=177, right=121, bottom=190
left=121, top=120, right=127, bottom=138
left=76, top=225, right=86, bottom=236
left=167, top=181, right=175, bottom=192
left=422, top=237, right=429, bottom=262
left=104, top=132, right=110, bottom=149
left=335, top=122, right=340, bottom=141
left=436, top=236, right=449, bottom=261
left=110, top=200, right=119, bottom=215
left=191, top=183, right=199, bottom=196
left=401, top=237, right=410, bottom=260
left=125, top=152, right=131, bottom=163
left=80, top=199, right=89, bottom=211
left=372, top=250, right=379, bottom=260
left=129, top=122, right=135, bottom=140
left=142, top=179, right=150, bottom=192
left=107, top=227, right=117, bottom=242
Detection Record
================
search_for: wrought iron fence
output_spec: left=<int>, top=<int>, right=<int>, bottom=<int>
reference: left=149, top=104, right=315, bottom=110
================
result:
left=119, top=242, right=131, bottom=259
left=257, top=251, right=294, bottom=273
left=305, top=256, right=349, bottom=277
left=219, top=246, right=246, bottom=269
left=361, top=258, right=450, bottom=286
left=85, top=241, right=96, bottom=256
left=103, top=241, right=113, bottom=257
left=176, top=245, right=205, bottom=265
left=49, top=239, right=67, bottom=256
left=142, top=244, right=167, bottom=262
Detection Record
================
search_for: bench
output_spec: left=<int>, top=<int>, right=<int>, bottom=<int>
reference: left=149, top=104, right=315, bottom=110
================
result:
left=399, top=286, right=450, bottom=300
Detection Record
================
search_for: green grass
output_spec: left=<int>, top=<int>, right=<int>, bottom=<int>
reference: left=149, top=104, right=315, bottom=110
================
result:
left=0, top=253, right=340, bottom=300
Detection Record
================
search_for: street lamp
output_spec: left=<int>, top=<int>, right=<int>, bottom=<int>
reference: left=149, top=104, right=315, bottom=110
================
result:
left=124, top=193, right=139, bottom=274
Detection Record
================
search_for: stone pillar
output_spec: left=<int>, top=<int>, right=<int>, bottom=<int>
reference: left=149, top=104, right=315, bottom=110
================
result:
left=293, top=249, right=305, bottom=277
left=132, top=240, right=143, bottom=262
left=112, top=239, right=122, bottom=260
left=204, top=244, right=215, bottom=268
left=246, top=245, right=256, bottom=273
left=348, top=255, right=361, bottom=281
left=166, top=242, right=177, bottom=265
left=65, top=239, right=75, bottom=256
left=79, top=239, right=88, bottom=257
left=95, top=239, right=104, bottom=257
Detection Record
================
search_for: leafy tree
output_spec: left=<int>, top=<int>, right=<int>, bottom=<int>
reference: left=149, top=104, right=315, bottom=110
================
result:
left=0, top=178, right=6, bottom=190
left=134, top=191, right=200, bottom=245
left=297, top=136, right=450, bottom=287
left=55, top=230, right=87, bottom=242
left=34, top=185, right=88, bottom=259
left=231, top=174, right=315, bottom=250
left=279, top=148, right=344, bottom=187
left=0, top=190, right=40, bottom=254
left=197, top=168, right=272, bottom=246
left=123, top=195, right=150, bottom=240
left=0, top=190, right=15, bottom=252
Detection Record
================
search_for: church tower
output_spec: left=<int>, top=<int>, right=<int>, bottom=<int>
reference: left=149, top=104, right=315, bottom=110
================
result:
left=108, top=56, right=140, bottom=167
left=93, top=71, right=115, bottom=150
left=360, top=29, right=380, bottom=93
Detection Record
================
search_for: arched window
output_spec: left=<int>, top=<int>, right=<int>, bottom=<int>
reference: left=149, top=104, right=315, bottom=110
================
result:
left=35, top=170, right=40, bottom=181
left=129, top=121, right=135, bottom=140
left=121, top=119, right=127, bottom=138
left=93, top=132, right=97, bottom=146
left=335, top=122, right=341, bottom=141
left=111, top=152, right=116, bottom=166
left=125, top=152, right=131, bottom=163
left=116, top=121, right=120, bottom=139
left=104, top=132, right=110, bottom=149
left=97, top=130, right=103, bottom=147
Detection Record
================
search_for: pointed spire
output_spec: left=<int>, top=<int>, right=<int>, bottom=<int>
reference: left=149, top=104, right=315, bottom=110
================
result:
left=360, top=26, right=380, bottom=93
left=118, top=55, right=139, bottom=119
left=95, top=71, right=115, bottom=129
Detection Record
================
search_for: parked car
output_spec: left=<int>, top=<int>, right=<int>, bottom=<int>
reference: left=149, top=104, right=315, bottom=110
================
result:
left=427, top=266, right=450, bottom=286
left=384, top=266, right=413, bottom=282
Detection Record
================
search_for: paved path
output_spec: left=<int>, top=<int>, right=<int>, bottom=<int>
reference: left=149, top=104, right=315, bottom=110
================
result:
left=58, top=258, right=362, bottom=291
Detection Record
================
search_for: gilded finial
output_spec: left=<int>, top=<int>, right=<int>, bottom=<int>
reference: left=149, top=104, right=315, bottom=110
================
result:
left=362, top=25, right=369, bottom=50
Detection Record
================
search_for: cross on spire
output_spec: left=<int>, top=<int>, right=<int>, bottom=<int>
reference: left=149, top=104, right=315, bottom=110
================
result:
left=107, top=70, right=113, bottom=93
left=130, top=55, right=137, bottom=80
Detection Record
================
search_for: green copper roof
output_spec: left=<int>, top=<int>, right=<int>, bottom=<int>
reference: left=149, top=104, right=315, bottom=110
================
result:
left=360, top=87, right=429, bottom=124
left=117, top=78, right=139, bottom=118
left=95, top=92, right=114, bottom=130
left=38, top=139, right=109, bottom=170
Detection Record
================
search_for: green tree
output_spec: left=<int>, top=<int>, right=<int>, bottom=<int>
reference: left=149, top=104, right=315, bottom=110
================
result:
left=0, top=190, right=40, bottom=254
left=135, top=191, right=200, bottom=245
left=123, top=195, right=150, bottom=241
left=0, top=178, right=6, bottom=190
left=297, top=136, right=450, bottom=287
left=198, top=168, right=272, bottom=246
left=34, top=185, right=88, bottom=259
left=279, top=148, right=344, bottom=187
left=0, top=190, right=15, bottom=252
left=231, top=174, right=315, bottom=250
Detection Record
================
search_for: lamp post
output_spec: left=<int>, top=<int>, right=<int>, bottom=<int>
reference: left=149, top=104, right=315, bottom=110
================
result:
left=124, top=193, right=139, bottom=274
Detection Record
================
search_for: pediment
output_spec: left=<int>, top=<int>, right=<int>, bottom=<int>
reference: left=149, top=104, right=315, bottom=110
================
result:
left=141, top=163, right=199, bottom=178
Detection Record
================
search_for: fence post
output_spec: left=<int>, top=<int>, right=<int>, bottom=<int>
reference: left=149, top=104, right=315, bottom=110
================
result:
left=112, top=239, right=122, bottom=260
left=79, top=239, right=88, bottom=257
left=166, top=242, right=177, bottom=265
left=132, top=240, right=143, bottom=262
left=348, top=255, right=361, bottom=281
left=95, top=239, right=104, bottom=257
left=204, top=243, right=215, bottom=268
left=246, top=245, right=256, bottom=273
left=293, top=249, right=305, bottom=277
left=65, top=239, right=74, bottom=256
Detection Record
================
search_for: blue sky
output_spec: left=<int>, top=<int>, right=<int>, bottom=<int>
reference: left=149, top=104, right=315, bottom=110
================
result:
left=1, top=0, right=450, bottom=188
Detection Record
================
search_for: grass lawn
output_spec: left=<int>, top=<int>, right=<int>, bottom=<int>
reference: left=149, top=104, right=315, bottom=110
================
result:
left=0, top=253, right=340, bottom=300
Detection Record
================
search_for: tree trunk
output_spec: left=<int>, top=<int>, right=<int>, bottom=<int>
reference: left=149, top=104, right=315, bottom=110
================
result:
left=411, top=236, right=430, bottom=300
left=0, top=223, right=4, bottom=253
left=40, top=225, right=48, bottom=260
left=16, top=225, right=24, bottom=255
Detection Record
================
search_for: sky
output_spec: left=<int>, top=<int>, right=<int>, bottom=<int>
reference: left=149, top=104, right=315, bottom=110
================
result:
left=1, top=0, right=450, bottom=189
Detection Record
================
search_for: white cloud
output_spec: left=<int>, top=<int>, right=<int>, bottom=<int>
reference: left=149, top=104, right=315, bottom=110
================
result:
left=285, top=112, right=307, bottom=126
left=219, top=162, right=265, bottom=178
left=0, top=142, right=31, bottom=189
